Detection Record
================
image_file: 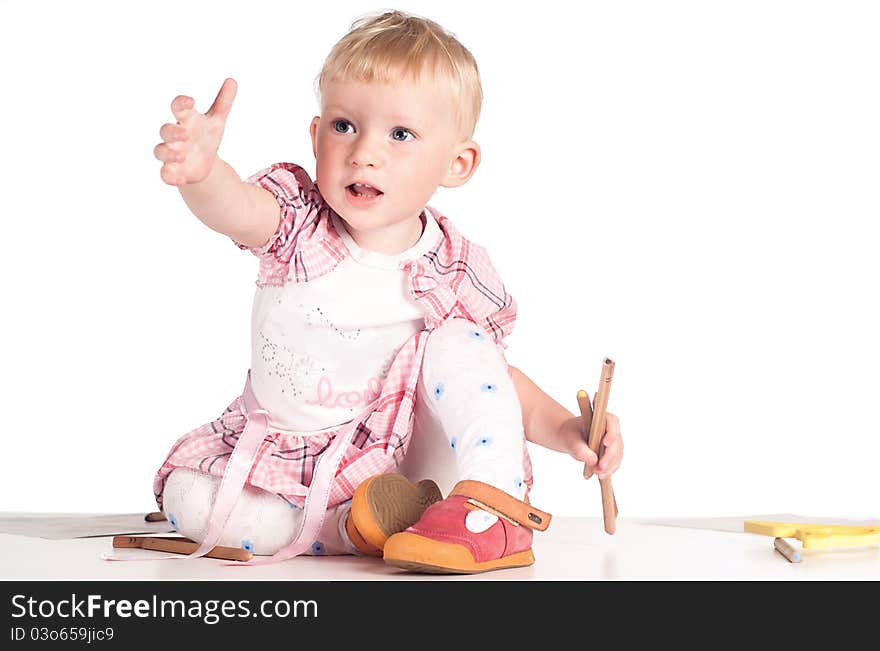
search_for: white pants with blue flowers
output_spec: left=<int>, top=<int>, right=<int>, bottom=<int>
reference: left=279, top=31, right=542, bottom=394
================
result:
left=161, top=318, right=528, bottom=555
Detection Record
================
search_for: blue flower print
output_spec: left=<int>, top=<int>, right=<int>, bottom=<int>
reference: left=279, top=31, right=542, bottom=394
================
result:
left=514, top=477, right=524, bottom=492
left=476, top=436, right=493, bottom=447
left=167, top=513, right=178, bottom=530
left=450, top=437, right=458, bottom=450
left=468, top=330, right=486, bottom=341
left=434, top=383, right=445, bottom=399
left=241, top=539, right=255, bottom=553
left=480, top=383, right=499, bottom=393
left=311, top=541, right=325, bottom=555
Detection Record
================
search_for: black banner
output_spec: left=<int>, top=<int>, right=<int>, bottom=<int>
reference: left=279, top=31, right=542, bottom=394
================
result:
left=1, top=580, right=871, bottom=645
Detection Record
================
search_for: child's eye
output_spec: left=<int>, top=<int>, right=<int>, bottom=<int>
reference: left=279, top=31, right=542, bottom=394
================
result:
left=391, top=127, right=415, bottom=142
left=333, top=119, right=354, bottom=134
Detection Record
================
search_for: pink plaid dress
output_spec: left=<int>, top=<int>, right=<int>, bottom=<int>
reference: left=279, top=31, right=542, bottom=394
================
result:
left=153, top=162, right=530, bottom=512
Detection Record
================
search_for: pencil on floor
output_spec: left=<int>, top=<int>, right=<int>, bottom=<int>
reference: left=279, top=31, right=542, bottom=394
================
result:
left=774, top=537, right=801, bottom=563
left=112, top=536, right=252, bottom=562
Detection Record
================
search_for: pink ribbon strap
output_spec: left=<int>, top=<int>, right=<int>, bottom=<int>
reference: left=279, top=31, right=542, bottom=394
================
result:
left=191, top=372, right=270, bottom=559
left=233, top=409, right=366, bottom=566
left=102, top=372, right=269, bottom=562
left=104, top=371, right=374, bottom=565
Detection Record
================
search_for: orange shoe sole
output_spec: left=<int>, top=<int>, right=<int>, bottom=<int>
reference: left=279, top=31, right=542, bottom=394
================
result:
left=382, top=531, right=535, bottom=574
left=350, top=474, right=442, bottom=551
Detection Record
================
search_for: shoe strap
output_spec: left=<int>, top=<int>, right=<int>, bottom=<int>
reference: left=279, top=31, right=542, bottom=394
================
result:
left=450, top=480, right=552, bottom=531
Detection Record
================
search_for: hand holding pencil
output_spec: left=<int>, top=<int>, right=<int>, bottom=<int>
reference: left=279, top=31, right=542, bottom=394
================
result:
left=577, top=358, right=619, bottom=535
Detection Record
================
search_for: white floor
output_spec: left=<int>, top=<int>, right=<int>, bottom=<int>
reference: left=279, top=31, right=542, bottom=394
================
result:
left=2, top=515, right=878, bottom=580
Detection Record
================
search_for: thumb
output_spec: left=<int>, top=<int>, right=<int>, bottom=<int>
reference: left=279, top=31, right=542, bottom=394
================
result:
left=574, top=441, right=599, bottom=466
left=207, top=78, right=238, bottom=121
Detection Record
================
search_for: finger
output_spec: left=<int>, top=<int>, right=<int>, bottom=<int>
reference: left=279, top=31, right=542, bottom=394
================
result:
left=604, top=414, right=622, bottom=447
left=602, top=460, right=620, bottom=477
left=580, top=447, right=599, bottom=466
left=206, top=78, right=237, bottom=121
left=171, top=95, right=196, bottom=123
left=159, top=122, right=188, bottom=143
left=597, top=449, right=620, bottom=472
left=602, top=426, right=620, bottom=445
left=598, top=458, right=621, bottom=478
left=160, top=163, right=185, bottom=186
left=604, top=413, right=620, bottom=437
left=602, top=438, right=620, bottom=454
left=601, top=442, right=622, bottom=470
left=153, top=142, right=185, bottom=164
left=598, top=444, right=622, bottom=476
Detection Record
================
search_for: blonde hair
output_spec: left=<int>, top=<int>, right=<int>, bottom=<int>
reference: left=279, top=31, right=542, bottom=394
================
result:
left=317, top=10, right=482, bottom=138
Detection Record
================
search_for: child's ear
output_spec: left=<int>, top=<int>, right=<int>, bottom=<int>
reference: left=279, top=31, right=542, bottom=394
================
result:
left=309, top=116, right=321, bottom=158
left=441, top=140, right=481, bottom=188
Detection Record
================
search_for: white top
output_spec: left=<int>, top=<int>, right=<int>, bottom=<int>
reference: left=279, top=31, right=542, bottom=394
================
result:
left=249, top=211, right=441, bottom=434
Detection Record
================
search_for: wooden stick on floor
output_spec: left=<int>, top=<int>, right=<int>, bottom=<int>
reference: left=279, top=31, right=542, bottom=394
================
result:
left=112, top=536, right=252, bottom=562
left=773, top=537, right=802, bottom=563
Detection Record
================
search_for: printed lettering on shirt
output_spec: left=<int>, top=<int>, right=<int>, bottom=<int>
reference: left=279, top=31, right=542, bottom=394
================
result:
left=305, top=376, right=383, bottom=408
left=301, top=304, right=362, bottom=341
left=258, top=331, right=324, bottom=397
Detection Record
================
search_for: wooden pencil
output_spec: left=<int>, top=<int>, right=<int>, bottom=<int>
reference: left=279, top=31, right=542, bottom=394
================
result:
left=112, top=535, right=252, bottom=562
left=598, top=478, right=617, bottom=534
left=576, top=389, right=594, bottom=469
left=582, top=358, right=615, bottom=480
left=773, top=537, right=802, bottom=563
left=579, top=358, right=618, bottom=535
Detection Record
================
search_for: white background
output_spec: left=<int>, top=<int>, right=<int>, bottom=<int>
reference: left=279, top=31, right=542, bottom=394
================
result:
left=1, top=0, right=877, bottom=519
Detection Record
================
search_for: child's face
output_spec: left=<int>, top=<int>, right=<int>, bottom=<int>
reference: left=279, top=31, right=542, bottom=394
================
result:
left=311, top=74, right=478, bottom=252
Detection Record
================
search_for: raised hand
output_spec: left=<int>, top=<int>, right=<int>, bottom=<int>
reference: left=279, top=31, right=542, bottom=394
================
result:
left=154, top=78, right=238, bottom=186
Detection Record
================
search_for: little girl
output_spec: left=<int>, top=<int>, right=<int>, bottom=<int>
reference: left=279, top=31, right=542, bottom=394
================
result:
left=151, top=10, right=623, bottom=573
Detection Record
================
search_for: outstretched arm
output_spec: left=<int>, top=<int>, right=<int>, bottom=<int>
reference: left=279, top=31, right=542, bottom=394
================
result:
left=509, top=365, right=623, bottom=479
left=153, top=78, right=279, bottom=248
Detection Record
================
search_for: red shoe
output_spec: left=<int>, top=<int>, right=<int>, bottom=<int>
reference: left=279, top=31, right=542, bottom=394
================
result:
left=382, top=480, right=552, bottom=574
left=346, top=473, right=443, bottom=557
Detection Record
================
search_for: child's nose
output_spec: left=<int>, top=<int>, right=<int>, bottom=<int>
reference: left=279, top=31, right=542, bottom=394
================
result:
left=348, top=136, right=383, bottom=168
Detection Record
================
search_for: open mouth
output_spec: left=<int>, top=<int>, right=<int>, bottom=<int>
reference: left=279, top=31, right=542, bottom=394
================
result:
left=346, top=183, right=384, bottom=199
